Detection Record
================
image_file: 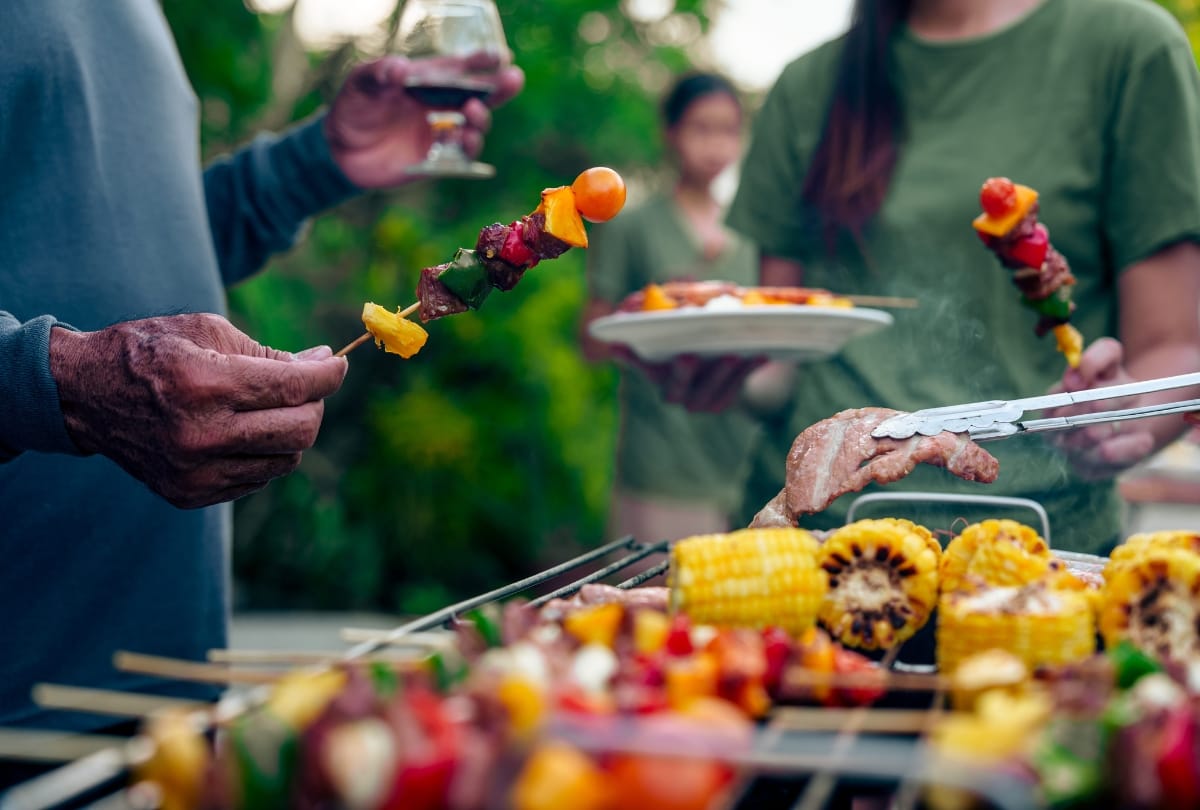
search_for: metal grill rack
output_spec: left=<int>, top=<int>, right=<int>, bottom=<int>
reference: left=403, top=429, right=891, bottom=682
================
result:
left=3, top=531, right=1039, bottom=810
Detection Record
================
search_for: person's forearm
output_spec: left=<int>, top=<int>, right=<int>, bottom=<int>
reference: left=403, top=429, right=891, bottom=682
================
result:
left=1126, top=340, right=1200, bottom=450
left=203, top=115, right=360, bottom=287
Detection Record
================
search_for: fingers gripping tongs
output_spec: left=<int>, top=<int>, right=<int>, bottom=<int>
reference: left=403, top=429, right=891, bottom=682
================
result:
left=871, top=372, right=1200, bottom=442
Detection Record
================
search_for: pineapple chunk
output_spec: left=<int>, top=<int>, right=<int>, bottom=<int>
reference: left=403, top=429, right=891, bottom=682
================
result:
left=536, top=186, right=588, bottom=248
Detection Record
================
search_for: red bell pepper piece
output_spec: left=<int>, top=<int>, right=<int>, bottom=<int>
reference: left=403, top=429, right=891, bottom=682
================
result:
left=1156, top=707, right=1200, bottom=810
left=379, top=687, right=460, bottom=810
left=499, top=222, right=539, bottom=269
left=761, top=627, right=793, bottom=693
left=830, top=646, right=885, bottom=708
left=1008, top=222, right=1049, bottom=269
left=665, top=615, right=694, bottom=656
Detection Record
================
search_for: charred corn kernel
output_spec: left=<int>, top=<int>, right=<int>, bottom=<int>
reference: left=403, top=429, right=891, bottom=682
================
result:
left=361, top=302, right=428, bottom=358
left=633, top=610, right=670, bottom=655
left=940, top=520, right=1050, bottom=595
left=1053, top=323, right=1083, bottom=368
left=1098, top=547, right=1200, bottom=662
left=563, top=603, right=624, bottom=648
left=1107, top=531, right=1200, bottom=574
left=641, top=283, right=678, bottom=311
left=818, top=518, right=940, bottom=650
left=669, top=528, right=826, bottom=635
left=937, top=583, right=1095, bottom=676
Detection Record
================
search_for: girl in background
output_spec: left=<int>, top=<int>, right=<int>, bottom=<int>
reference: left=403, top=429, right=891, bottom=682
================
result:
left=582, top=72, right=761, bottom=542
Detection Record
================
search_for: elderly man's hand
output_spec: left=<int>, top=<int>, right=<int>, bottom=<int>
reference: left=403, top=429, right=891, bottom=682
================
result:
left=49, top=314, right=348, bottom=508
left=325, top=54, right=524, bottom=188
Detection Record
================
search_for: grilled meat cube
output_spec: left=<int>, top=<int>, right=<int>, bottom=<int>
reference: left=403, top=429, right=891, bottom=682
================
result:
left=475, top=222, right=527, bottom=291
left=418, top=264, right=469, bottom=323
left=521, top=212, right=571, bottom=260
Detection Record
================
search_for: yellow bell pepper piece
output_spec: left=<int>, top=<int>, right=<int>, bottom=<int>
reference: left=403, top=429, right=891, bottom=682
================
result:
left=497, top=675, right=545, bottom=740
left=535, top=186, right=588, bottom=248
left=665, top=652, right=719, bottom=710
left=563, top=603, right=624, bottom=648
left=361, top=303, right=429, bottom=358
left=510, top=742, right=611, bottom=810
left=641, top=284, right=678, bottom=311
left=972, top=184, right=1038, bottom=237
left=633, top=609, right=670, bottom=655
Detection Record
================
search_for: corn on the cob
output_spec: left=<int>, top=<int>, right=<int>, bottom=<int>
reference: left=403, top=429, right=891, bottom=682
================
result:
left=668, top=527, right=826, bottom=635
left=817, top=518, right=940, bottom=650
left=1106, top=530, right=1200, bottom=575
left=937, top=582, right=1096, bottom=676
left=1098, top=546, right=1200, bottom=663
left=940, top=519, right=1050, bottom=594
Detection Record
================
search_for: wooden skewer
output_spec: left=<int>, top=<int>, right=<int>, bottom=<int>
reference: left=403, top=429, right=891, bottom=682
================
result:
left=206, top=649, right=432, bottom=666
left=781, top=667, right=949, bottom=693
left=335, top=300, right=421, bottom=357
left=114, top=651, right=285, bottom=685
left=32, top=684, right=206, bottom=719
left=0, top=729, right=130, bottom=763
left=769, top=706, right=950, bottom=735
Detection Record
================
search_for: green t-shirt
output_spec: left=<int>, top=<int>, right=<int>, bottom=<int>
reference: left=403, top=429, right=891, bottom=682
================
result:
left=727, top=0, right=1200, bottom=552
left=589, top=192, right=761, bottom=512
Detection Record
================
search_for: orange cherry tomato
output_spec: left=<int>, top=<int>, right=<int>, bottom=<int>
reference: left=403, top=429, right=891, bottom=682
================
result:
left=571, top=167, right=627, bottom=223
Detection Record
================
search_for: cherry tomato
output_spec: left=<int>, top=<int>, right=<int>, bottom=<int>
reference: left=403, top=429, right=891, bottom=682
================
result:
left=572, top=167, right=627, bottom=223
left=979, top=177, right=1017, bottom=219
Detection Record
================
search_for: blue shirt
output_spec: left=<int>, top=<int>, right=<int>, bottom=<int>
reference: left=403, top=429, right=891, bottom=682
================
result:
left=0, top=0, right=357, bottom=729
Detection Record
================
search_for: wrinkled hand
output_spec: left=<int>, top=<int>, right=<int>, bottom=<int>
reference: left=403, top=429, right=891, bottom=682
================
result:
left=325, top=54, right=524, bottom=188
left=1043, top=337, right=1156, bottom=479
left=615, top=346, right=766, bottom=413
left=49, top=314, right=348, bottom=509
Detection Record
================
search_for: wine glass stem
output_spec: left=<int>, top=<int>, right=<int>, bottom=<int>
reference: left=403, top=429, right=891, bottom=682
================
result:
left=426, top=111, right=467, bottom=162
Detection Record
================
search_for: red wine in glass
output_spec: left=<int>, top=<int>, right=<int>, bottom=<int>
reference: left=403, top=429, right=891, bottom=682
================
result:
left=404, top=76, right=496, bottom=109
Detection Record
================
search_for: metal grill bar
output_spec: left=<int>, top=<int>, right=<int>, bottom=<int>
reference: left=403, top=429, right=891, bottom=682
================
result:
left=342, top=535, right=639, bottom=659
left=617, top=558, right=669, bottom=589
left=526, top=541, right=668, bottom=608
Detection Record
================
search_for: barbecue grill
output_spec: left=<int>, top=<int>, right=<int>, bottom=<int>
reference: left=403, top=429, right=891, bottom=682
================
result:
left=4, top=494, right=1095, bottom=810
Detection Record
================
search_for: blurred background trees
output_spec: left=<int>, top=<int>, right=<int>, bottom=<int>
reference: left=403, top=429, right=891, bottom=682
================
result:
left=162, top=0, right=1200, bottom=615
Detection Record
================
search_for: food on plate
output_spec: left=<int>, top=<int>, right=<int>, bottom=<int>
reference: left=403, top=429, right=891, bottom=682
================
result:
left=667, top=527, right=826, bottom=635
left=817, top=518, right=941, bottom=650
left=936, top=581, right=1096, bottom=676
left=354, top=168, right=626, bottom=358
left=749, top=407, right=1000, bottom=528
left=1098, top=537, right=1200, bottom=664
left=972, top=176, right=1083, bottom=368
left=616, top=279, right=853, bottom=313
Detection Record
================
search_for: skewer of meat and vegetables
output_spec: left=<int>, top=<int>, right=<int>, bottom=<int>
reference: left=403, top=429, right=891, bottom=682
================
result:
left=336, top=167, right=627, bottom=359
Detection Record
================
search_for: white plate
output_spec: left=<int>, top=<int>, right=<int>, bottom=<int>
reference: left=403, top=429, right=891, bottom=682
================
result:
left=588, top=305, right=894, bottom=362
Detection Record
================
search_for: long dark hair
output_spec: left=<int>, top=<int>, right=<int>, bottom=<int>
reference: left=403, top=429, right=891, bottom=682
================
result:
left=802, top=0, right=913, bottom=241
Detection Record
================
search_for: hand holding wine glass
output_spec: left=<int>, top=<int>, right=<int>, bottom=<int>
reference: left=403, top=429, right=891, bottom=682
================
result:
left=324, top=2, right=522, bottom=188
left=390, top=0, right=512, bottom=179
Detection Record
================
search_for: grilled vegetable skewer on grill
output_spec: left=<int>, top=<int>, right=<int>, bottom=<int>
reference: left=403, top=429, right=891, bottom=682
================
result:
left=339, top=167, right=626, bottom=358
left=972, top=176, right=1084, bottom=368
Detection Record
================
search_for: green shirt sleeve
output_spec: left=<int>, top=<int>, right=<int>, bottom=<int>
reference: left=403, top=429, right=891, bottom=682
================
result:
left=1104, top=21, right=1200, bottom=272
left=586, top=214, right=634, bottom=305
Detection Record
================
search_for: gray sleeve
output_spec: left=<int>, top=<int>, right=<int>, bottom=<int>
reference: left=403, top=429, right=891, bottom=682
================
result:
left=0, top=311, right=82, bottom=462
left=203, top=114, right=362, bottom=287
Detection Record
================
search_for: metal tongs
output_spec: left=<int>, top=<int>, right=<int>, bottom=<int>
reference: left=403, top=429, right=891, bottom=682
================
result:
left=871, top=371, right=1200, bottom=442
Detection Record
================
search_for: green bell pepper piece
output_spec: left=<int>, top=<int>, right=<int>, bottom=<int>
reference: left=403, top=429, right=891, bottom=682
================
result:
left=369, top=660, right=399, bottom=699
left=1108, top=639, right=1162, bottom=690
left=465, top=606, right=503, bottom=648
left=437, top=249, right=492, bottom=310
left=230, top=710, right=298, bottom=810
left=1021, top=286, right=1073, bottom=320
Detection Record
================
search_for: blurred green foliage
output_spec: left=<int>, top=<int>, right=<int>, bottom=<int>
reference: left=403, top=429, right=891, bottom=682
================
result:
left=161, top=0, right=711, bottom=613
left=163, top=0, right=1200, bottom=615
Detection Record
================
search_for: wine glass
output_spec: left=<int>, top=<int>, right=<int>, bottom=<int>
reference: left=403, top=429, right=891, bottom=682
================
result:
left=391, top=0, right=509, bottom=179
